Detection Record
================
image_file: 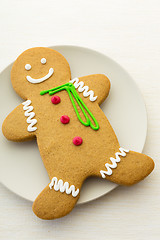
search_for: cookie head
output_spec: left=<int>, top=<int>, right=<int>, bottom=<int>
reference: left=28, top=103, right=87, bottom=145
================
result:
left=11, top=47, right=71, bottom=99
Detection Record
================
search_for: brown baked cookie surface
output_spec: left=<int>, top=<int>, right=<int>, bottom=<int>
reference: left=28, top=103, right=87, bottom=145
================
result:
left=2, top=47, right=154, bottom=220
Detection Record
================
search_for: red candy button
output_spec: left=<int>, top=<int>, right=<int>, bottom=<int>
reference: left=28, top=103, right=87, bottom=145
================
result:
left=60, top=115, right=70, bottom=124
left=73, top=136, right=83, bottom=146
left=51, top=96, right=61, bottom=104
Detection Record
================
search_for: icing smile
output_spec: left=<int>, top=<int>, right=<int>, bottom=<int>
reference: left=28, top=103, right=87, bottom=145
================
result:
left=26, top=68, right=54, bottom=84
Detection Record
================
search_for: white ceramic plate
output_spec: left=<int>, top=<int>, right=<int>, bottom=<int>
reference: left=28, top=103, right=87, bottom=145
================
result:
left=0, top=45, right=147, bottom=204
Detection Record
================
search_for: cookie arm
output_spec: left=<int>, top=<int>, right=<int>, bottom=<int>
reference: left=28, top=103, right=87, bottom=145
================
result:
left=77, top=74, right=111, bottom=105
left=2, top=103, right=36, bottom=141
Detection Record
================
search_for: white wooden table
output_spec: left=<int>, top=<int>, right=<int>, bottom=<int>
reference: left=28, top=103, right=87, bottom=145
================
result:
left=0, top=0, right=160, bottom=239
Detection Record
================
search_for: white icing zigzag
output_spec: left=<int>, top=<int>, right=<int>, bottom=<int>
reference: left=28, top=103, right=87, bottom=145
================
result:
left=100, top=148, right=129, bottom=178
left=49, top=177, right=79, bottom=197
left=22, top=100, right=37, bottom=132
left=70, top=78, right=98, bottom=102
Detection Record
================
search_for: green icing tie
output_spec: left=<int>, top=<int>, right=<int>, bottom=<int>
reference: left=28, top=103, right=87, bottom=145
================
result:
left=40, top=82, right=99, bottom=131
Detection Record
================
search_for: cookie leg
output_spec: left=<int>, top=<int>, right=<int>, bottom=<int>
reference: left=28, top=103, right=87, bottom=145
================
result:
left=98, top=149, right=154, bottom=186
left=32, top=176, right=81, bottom=220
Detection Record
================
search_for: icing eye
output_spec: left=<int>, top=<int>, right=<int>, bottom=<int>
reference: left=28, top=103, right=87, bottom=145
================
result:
left=25, top=64, right=31, bottom=71
left=41, top=58, right=46, bottom=64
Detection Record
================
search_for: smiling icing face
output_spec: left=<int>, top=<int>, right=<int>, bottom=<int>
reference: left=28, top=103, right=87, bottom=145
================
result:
left=11, top=47, right=71, bottom=99
left=25, top=58, right=54, bottom=84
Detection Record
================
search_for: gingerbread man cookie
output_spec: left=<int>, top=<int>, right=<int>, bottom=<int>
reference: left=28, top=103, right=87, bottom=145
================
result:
left=2, top=47, right=154, bottom=220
